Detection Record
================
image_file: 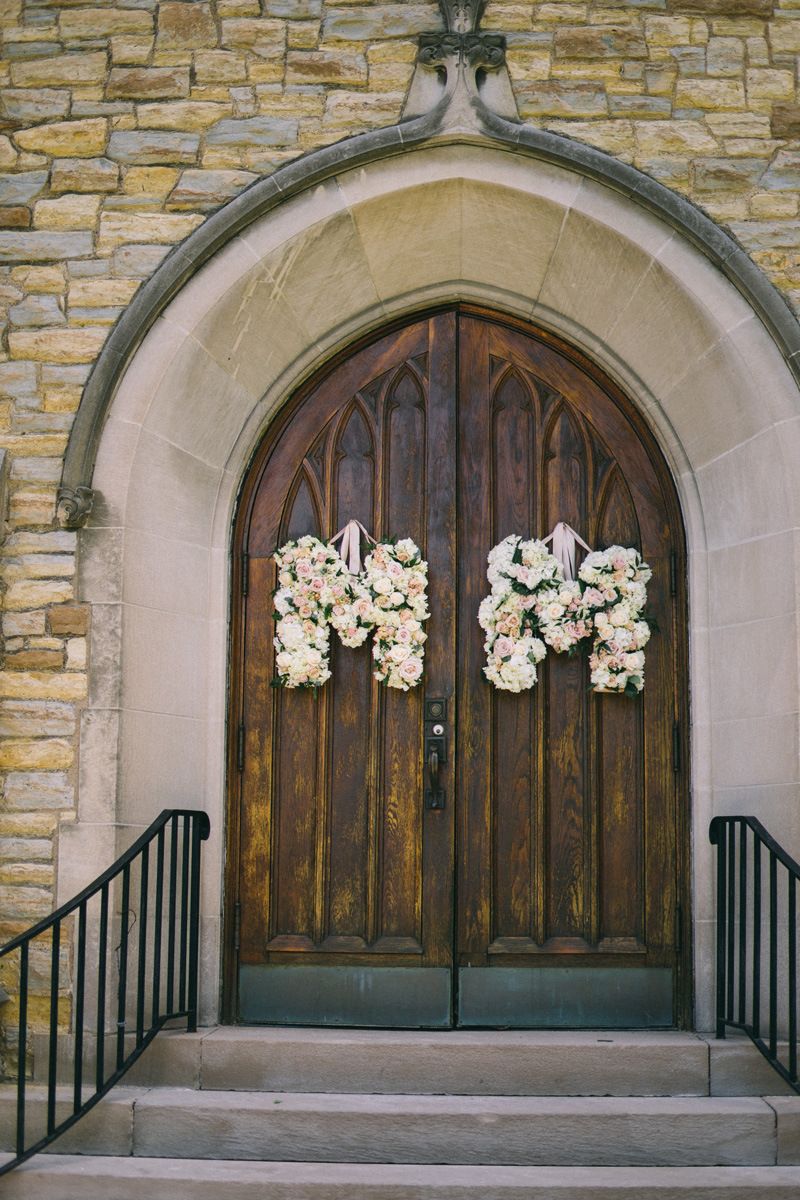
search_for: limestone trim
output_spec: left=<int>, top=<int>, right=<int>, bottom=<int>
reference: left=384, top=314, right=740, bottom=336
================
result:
left=59, top=111, right=800, bottom=527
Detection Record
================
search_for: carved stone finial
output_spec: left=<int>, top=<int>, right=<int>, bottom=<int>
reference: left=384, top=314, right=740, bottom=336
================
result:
left=439, top=0, right=485, bottom=34
left=403, top=0, right=519, bottom=128
left=57, top=484, right=94, bottom=529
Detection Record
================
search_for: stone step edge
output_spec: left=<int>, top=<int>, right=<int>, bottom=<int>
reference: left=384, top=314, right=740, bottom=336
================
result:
left=33, top=1028, right=796, bottom=1098
left=4, top=1156, right=800, bottom=1198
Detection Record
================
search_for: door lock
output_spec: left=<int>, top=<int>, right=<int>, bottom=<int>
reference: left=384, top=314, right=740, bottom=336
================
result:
left=424, top=697, right=448, bottom=810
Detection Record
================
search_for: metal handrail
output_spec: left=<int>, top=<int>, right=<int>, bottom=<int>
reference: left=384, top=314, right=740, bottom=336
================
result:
left=0, top=808, right=210, bottom=1176
left=710, top=815, right=799, bottom=1093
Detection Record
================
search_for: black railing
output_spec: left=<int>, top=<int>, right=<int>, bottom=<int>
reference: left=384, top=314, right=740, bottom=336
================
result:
left=0, top=809, right=210, bottom=1176
left=710, top=815, right=799, bottom=1094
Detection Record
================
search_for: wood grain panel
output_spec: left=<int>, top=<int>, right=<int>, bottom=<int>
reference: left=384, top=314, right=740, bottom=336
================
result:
left=491, top=366, right=536, bottom=942
left=325, top=404, right=375, bottom=941
left=542, top=404, right=588, bottom=943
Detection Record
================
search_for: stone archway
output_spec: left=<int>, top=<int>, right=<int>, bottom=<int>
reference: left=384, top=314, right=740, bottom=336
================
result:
left=66, top=136, right=800, bottom=1029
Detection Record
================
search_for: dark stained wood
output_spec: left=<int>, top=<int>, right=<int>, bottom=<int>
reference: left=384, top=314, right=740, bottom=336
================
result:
left=225, top=305, right=690, bottom=1025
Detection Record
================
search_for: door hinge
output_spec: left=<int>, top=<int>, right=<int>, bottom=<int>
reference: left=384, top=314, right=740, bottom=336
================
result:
left=233, top=900, right=241, bottom=952
left=237, top=721, right=245, bottom=771
left=675, top=902, right=682, bottom=953
left=669, top=551, right=678, bottom=598
left=672, top=721, right=680, bottom=773
left=241, top=551, right=249, bottom=596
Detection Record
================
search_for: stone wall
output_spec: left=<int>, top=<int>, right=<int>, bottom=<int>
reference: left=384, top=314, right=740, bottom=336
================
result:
left=0, top=0, right=798, bottom=1028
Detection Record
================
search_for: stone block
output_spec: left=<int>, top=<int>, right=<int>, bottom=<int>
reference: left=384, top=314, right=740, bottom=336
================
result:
left=771, top=104, right=800, bottom=137
left=4, top=579, right=72, bottom=610
left=8, top=488, right=57, bottom=526
left=107, top=130, right=200, bottom=165
left=750, top=191, right=798, bottom=216
left=10, top=53, right=107, bottom=89
left=59, top=7, right=153, bottom=39
left=8, top=327, right=106, bottom=362
left=0, top=837, right=53, bottom=862
left=555, top=26, right=647, bottom=56
left=765, top=1097, right=800, bottom=1164
left=0, top=362, right=36, bottom=400
left=645, top=16, right=693, bottom=44
left=11, top=266, right=65, bottom=294
left=205, top=115, right=298, bottom=146
left=266, top=0, right=321, bottom=14
left=0, top=171, right=48, bottom=206
left=0, top=231, right=93, bottom=261
left=48, top=606, right=88, bottom=636
left=68, top=278, right=139, bottom=307
left=694, top=157, right=768, bottom=189
left=219, top=18, right=287, bottom=56
left=96, top=211, right=203, bottom=252
left=544, top=118, right=635, bottom=156
left=516, top=80, right=608, bottom=117
left=14, top=118, right=107, bottom=158
left=3, top=770, right=73, bottom=809
left=157, top=2, right=217, bottom=50
left=0, top=884, right=52, bottom=918
left=111, top=243, right=171, bottom=276
left=131, top=1089, right=777, bottom=1167
left=0, top=208, right=29, bottom=229
left=0, top=701, right=74, bottom=740
left=166, top=169, right=256, bottom=211
left=769, top=19, right=800, bottom=53
left=0, top=739, right=72, bottom=770
left=760, top=151, right=800, bottom=191
left=322, top=3, right=442, bottom=41
left=672, top=0, right=773, bottom=12
left=633, top=118, right=718, bottom=154
left=608, top=95, right=671, bottom=116
left=121, top=166, right=179, bottom=198
left=51, top=157, right=119, bottom=195
left=193, top=50, right=248, bottom=85
left=675, top=78, right=746, bottom=107
left=746, top=68, right=795, bottom=99
left=135, top=102, right=233, bottom=131
left=8, top=295, right=65, bottom=327
left=107, top=67, right=190, bottom=100
left=286, top=50, right=368, bottom=86
left=110, top=36, right=153, bottom=66
left=33, top=195, right=101, bottom=231
left=65, top=638, right=86, bottom=670
left=0, top=88, right=70, bottom=122
left=706, top=35, right=745, bottom=74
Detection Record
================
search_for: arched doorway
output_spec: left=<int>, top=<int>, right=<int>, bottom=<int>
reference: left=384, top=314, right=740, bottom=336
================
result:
left=225, top=306, right=689, bottom=1028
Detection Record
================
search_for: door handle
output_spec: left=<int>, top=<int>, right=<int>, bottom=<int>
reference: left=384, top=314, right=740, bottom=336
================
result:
left=428, top=746, right=439, bottom=795
left=424, top=697, right=447, bottom=811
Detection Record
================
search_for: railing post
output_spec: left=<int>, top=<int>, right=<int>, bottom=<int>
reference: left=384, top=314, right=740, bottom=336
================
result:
left=16, top=942, right=28, bottom=1158
left=187, top=815, right=203, bottom=1033
left=713, top=819, right=727, bottom=1039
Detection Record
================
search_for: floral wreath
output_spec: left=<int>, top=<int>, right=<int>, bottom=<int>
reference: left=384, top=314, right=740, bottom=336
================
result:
left=479, top=525, right=653, bottom=697
left=272, top=523, right=429, bottom=692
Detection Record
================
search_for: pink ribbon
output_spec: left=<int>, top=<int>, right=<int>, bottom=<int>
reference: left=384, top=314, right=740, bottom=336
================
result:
left=543, top=522, right=592, bottom=581
left=331, top=519, right=375, bottom=575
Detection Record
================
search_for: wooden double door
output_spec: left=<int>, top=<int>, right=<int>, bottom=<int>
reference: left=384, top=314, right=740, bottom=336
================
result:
left=226, top=309, right=689, bottom=1028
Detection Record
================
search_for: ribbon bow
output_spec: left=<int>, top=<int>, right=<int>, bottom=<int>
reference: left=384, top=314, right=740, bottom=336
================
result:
left=543, top=522, right=592, bottom=582
left=331, top=519, right=376, bottom=575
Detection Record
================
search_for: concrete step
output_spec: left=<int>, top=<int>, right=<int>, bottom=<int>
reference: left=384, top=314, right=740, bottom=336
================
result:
left=5, top=1087, right=797, bottom=1166
left=128, top=1090, right=790, bottom=1166
left=32, top=1027, right=799, bottom=1097
left=4, top=1157, right=800, bottom=1199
